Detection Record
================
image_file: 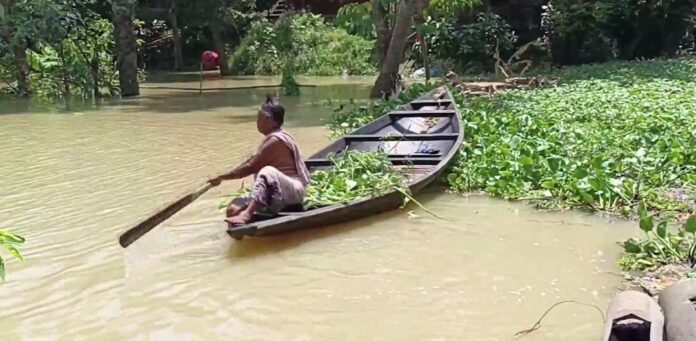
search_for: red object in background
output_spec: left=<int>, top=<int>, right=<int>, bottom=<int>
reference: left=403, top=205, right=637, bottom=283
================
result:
left=201, top=51, right=219, bottom=70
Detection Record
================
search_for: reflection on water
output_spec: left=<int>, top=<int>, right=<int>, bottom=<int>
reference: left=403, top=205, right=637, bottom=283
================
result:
left=0, top=75, right=634, bottom=340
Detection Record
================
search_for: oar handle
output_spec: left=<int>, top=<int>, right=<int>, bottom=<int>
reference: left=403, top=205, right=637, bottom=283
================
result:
left=119, top=182, right=215, bottom=248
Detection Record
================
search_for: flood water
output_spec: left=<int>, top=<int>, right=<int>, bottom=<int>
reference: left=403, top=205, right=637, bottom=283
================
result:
left=0, top=75, right=636, bottom=340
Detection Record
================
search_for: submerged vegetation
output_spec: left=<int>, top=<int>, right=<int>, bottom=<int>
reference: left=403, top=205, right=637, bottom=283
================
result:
left=0, top=230, right=25, bottom=281
left=620, top=206, right=696, bottom=271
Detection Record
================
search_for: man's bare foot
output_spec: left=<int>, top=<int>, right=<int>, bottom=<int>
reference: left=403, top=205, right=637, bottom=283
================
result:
left=226, top=204, right=244, bottom=218
left=225, top=211, right=253, bottom=225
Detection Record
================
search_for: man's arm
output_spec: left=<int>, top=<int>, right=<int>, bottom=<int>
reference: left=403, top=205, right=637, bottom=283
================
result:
left=210, top=138, right=279, bottom=185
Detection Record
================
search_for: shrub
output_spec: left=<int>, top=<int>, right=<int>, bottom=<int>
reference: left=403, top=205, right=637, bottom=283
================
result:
left=426, top=12, right=519, bottom=74
left=229, top=14, right=375, bottom=76
left=544, top=0, right=696, bottom=65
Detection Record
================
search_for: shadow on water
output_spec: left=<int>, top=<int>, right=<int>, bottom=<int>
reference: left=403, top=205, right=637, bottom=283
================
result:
left=225, top=210, right=401, bottom=261
left=224, top=187, right=446, bottom=262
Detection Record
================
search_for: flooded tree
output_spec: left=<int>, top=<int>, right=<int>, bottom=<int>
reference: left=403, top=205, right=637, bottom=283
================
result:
left=112, top=0, right=140, bottom=97
left=0, top=0, right=30, bottom=96
left=370, top=0, right=415, bottom=99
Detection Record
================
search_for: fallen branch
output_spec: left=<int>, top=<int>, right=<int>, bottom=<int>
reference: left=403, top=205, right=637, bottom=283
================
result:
left=515, top=300, right=606, bottom=338
left=393, top=187, right=449, bottom=222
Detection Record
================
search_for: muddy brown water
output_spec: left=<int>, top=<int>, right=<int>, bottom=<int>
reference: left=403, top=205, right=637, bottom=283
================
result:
left=0, top=75, right=636, bottom=340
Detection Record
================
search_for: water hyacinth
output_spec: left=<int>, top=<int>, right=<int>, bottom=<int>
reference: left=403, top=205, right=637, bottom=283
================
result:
left=447, top=59, right=696, bottom=220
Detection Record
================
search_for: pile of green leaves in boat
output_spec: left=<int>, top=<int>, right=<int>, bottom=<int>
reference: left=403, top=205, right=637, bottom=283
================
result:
left=220, top=150, right=435, bottom=213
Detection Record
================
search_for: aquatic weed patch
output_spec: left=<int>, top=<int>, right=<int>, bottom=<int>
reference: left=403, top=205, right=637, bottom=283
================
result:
left=448, top=59, right=696, bottom=219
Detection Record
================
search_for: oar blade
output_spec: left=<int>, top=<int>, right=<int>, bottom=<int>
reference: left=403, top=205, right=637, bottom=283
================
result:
left=119, top=183, right=212, bottom=248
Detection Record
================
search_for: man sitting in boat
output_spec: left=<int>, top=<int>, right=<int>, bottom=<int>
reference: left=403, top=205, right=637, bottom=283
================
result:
left=208, top=95, right=311, bottom=225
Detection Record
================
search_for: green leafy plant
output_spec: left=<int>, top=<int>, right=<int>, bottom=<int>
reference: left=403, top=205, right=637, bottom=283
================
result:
left=619, top=205, right=696, bottom=271
left=426, top=11, right=519, bottom=74
left=280, top=63, right=300, bottom=96
left=1, top=0, right=121, bottom=100
left=335, top=3, right=374, bottom=40
left=0, top=231, right=25, bottom=281
left=229, top=13, right=375, bottom=76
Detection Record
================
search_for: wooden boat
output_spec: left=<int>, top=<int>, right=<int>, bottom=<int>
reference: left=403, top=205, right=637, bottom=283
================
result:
left=227, top=86, right=464, bottom=240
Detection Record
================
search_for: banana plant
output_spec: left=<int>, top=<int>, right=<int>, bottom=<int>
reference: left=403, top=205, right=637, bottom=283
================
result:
left=0, top=230, right=25, bottom=281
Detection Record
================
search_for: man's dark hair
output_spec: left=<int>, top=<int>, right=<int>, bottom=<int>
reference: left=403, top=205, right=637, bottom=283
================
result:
left=262, top=94, right=285, bottom=126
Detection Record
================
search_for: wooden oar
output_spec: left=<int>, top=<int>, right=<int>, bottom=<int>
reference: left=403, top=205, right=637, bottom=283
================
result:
left=119, top=182, right=214, bottom=248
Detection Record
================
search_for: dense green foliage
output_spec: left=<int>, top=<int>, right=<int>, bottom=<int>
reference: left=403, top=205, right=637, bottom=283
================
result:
left=544, top=0, right=696, bottom=64
left=448, top=60, right=696, bottom=218
left=0, top=0, right=122, bottom=99
left=426, top=11, right=519, bottom=74
left=335, top=3, right=374, bottom=40
left=229, top=14, right=375, bottom=76
left=0, top=230, right=25, bottom=281
left=280, top=64, right=300, bottom=96
left=620, top=205, right=696, bottom=271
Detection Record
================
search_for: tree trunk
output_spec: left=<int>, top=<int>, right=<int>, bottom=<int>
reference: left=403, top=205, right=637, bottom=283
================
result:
left=112, top=0, right=139, bottom=97
left=12, top=42, right=29, bottom=96
left=370, top=0, right=414, bottom=99
left=91, top=59, right=100, bottom=99
left=2, top=0, right=30, bottom=96
left=170, top=3, right=183, bottom=71
left=371, top=0, right=391, bottom=66
left=414, top=0, right=430, bottom=81
left=211, top=22, right=231, bottom=76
